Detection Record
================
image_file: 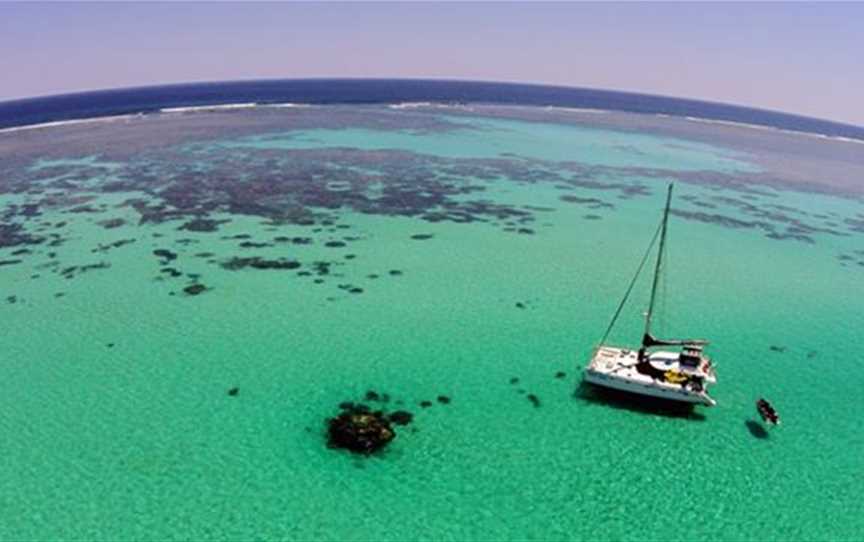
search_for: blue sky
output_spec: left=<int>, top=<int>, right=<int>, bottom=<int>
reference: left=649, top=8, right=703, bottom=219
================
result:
left=1, top=2, right=862, bottom=125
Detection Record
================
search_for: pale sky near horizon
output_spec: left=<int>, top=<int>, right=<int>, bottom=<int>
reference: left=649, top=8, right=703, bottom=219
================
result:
left=1, top=2, right=862, bottom=126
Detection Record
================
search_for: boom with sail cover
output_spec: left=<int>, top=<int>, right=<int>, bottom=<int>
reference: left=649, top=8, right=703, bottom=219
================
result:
left=642, top=334, right=708, bottom=348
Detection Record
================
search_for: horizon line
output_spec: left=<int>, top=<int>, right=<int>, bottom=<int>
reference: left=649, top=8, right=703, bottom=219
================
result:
left=2, top=76, right=862, bottom=131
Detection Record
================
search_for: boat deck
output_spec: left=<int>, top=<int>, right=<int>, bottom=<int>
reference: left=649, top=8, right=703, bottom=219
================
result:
left=584, top=346, right=716, bottom=406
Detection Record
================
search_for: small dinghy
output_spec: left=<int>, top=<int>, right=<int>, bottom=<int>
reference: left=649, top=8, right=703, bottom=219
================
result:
left=756, top=398, right=780, bottom=425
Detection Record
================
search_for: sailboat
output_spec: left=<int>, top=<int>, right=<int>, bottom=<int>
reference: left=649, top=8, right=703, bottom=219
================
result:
left=583, top=184, right=717, bottom=406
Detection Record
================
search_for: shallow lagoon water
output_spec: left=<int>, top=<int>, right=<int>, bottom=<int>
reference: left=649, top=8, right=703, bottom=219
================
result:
left=1, top=106, right=862, bottom=541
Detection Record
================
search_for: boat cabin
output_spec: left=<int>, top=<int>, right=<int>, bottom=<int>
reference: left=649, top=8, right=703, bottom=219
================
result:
left=679, top=344, right=704, bottom=368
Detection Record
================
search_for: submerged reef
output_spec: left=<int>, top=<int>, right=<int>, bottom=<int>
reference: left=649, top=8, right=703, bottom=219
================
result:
left=183, top=283, right=208, bottom=296
left=326, top=403, right=396, bottom=455
left=220, top=256, right=301, bottom=271
left=2, top=105, right=861, bottom=305
left=1, top=105, right=861, bottom=318
left=326, top=392, right=418, bottom=455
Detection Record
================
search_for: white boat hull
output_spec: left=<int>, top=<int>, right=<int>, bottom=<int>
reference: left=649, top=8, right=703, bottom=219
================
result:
left=584, top=346, right=717, bottom=406
left=584, top=368, right=715, bottom=406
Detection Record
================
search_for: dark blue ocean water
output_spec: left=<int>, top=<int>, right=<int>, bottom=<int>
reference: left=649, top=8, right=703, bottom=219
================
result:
left=1, top=78, right=862, bottom=140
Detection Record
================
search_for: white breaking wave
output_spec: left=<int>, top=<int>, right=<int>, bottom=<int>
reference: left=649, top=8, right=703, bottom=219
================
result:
left=545, top=108, right=863, bottom=145
left=681, top=116, right=864, bottom=145
left=683, top=116, right=781, bottom=132
left=159, top=102, right=259, bottom=113
left=833, top=136, right=864, bottom=144
left=544, top=106, right=609, bottom=115
left=0, top=103, right=308, bottom=135
left=260, top=102, right=312, bottom=109
left=388, top=102, right=474, bottom=111
left=0, top=113, right=144, bottom=135
left=159, top=102, right=313, bottom=113
left=388, top=102, right=434, bottom=109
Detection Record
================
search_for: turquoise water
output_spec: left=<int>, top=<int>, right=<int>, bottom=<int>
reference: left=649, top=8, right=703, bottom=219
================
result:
left=216, top=116, right=756, bottom=171
left=0, top=107, right=862, bottom=541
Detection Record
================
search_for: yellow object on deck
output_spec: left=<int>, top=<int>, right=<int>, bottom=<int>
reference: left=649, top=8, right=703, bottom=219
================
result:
left=664, top=370, right=687, bottom=384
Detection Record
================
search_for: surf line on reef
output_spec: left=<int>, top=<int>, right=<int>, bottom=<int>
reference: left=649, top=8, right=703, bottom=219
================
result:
left=0, top=103, right=318, bottom=135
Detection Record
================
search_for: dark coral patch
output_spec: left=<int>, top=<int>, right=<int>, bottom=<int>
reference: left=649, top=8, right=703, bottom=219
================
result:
left=387, top=410, right=414, bottom=426
left=311, top=261, right=331, bottom=275
left=153, top=249, right=178, bottom=263
left=67, top=204, right=102, bottom=214
left=179, top=218, right=228, bottom=233
left=92, top=238, right=136, bottom=253
left=0, top=223, right=44, bottom=249
left=183, top=283, right=208, bottom=296
left=327, top=404, right=395, bottom=455
left=238, top=241, right=273, bottom=248
left=97, top=218, right=126, bottom=229
left=59, top=261, right=110, bottom=279
left=221, top=256, right=301, bottom=271
left=560, top=195, right=614, bottom=209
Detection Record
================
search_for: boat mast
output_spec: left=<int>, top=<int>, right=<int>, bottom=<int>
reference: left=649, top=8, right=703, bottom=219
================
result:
left=643, top=183, right=673, bottom=349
